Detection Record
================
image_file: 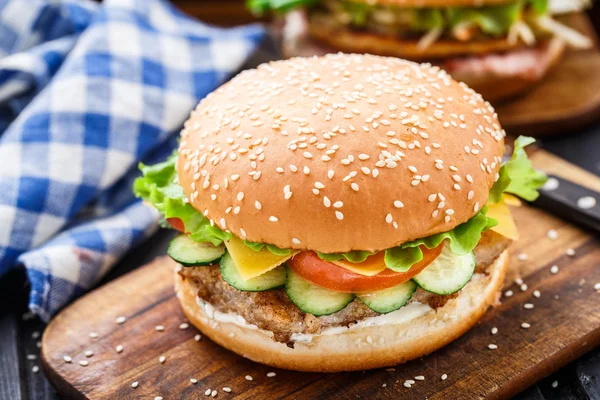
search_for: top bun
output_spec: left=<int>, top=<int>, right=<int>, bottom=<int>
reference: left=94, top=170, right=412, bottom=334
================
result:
left=178, top=54, right=505, bottom=254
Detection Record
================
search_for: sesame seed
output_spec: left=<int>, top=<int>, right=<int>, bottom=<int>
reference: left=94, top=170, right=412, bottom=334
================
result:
left=488, top=344, right=498, bottom=350
left=205, top=389, right=212, bottom=395
left=335, top=211, right=344, bottom=220
left=385, top=214, right=393, bottom=224
left=85, top=350, right=94, bottom=357
left=89, top=332, right=98, bottom=339
left=351, top=183, right=359, bottom=191
left=415, top=376, right=425, bottom=381
left=190, top=378, right=198, bottom=384
left=491, top=327, right=498, bottom=335
left=159, top=356, right=166, bottom=364
left=303, top=166, right=310, bottom=175
left=394, top=200, right=404, bottom=208
left=533, top=290, right=541, bottom=298
left=79, top=360, right=89, bottom=366
left=552, top=381, right=558, bottom=388
left=566, top=248, right=576, bottom=256
left=468, top=190, right=474, bottom=200
left=523, top=303, right=534, bottom=309
left=115, top=316, right=126, bottom=324
left=324, top=197, right=331, bottom=207
left=32, top=365, right=39, bottom=373
left=521, top=322, right=531, bottom=329
left=155, top=397, right=163, bottom=400
left=211, top=390, right=218, bottom=397
left=403, top=382, right=412, bottom=388
left=116, top=345, right=124, bottom=353
left=245, top=375, right=253, bottom=381
left=26, top=354, right=37, bottom=360
left=223, top=387, right=232, bottom=393
left=63, top=355, right=72, bottom=363
left=179, top=323, right=189, bottom=330
left=519, top=283, right=528, bottom=291
left=267, top=372, right=276, bottom=377
left=550, top=265, right=559, bottom=274
left=195, top=334, right=202, bottom=341
left=547, top=229, right=558, bottom=240
left=441, top=374, right=448, bottom=381
left=155, top=325, right=165, bottom=331
left=131, top=381, right=138, bottom=388
left=269, top=216, right=278, bottom=222
left=504, top=290, right=513, bottom=297
left=333, top=201, right=343, bottom=208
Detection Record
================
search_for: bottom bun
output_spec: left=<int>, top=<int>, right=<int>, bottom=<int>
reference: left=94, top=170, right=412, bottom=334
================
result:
left=175, top=250, right=509, bottom=372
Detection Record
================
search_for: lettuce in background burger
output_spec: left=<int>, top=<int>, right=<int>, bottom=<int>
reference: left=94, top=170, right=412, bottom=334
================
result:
left=248, top=0, right=592, bottom=101
left=134, top=54, right=546, bottom=372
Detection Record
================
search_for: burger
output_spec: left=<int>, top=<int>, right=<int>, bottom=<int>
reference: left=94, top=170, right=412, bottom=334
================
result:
left=134, top=54, right=547, bottom=372
left=248, top=0, right=592, bottom=101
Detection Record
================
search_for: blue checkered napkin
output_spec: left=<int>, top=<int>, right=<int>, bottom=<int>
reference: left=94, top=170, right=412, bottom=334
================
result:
left=0, top=0, right=268, bottom=321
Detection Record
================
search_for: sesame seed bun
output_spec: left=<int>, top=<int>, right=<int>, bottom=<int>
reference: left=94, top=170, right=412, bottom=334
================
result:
left=178, top=54, right=505, bottom=254
left=175, top=249, right=508, bottom=372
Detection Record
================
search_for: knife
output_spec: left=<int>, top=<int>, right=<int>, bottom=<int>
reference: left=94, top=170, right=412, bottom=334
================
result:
left=532, top=174, right=600, bottom=234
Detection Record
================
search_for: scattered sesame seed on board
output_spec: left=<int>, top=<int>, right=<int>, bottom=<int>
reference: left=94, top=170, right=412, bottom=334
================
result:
left=488, top=344, right=498, bottom=350
left=552, top=381, right=558, bottom=388
left=191, top=378, right=198, bottom=384
left=211, top=390, right=218, bottom=397
left=84, top=350, right=94, bottom=357
left=550, top=265, right=559, bottom=274
left=441, top=374, right=448, bottom=381
left=89, top=332, right=99, bottom=339
left=524, top=303, right=535, bottom=310
left=63, top=355, right=72, bottom=363
left=267, top=372, right=276, bottom=377
left=521, top=322, right=531, bottom=329
left=415, top=375, right=425, bottom=381
left=520, top=284, right=528, bottom=292
left=566, top=248, right=576, bottom=256
left=195, top=334, right=202, bottom=341
left=79, top=360, right=89, bottom=367
left=159, top=356, right=166, bottom=364
left=131, top=381, right=139, bottom=388
left=547, top=229, right=558, bottom=240
left=31, top=331, right=40, bottom=339
left=504, top=290, right=513, bottom=297
left=32, top=366, right=39, bottom=373
left=517, top=253, right=528, bottom=261
left=223, top=387, right=232, bottom=393
left=115, top=316, right=126, bottom=324
left=491, top=327, right=498, bottom=335
left=245, top=375, right=253, bottom=381
left=155, top=397, right=163, bottom=400
left=26, top=354, right=37, bottom=360
left=205, top=389, right=212, bottom=395
left=116, top=345, right=124, bottom=353
left=155, top=325, right=165, bottom=331
left=533, top=290, right=541, bottom=298
left=179, top=323, right=189, bottom=330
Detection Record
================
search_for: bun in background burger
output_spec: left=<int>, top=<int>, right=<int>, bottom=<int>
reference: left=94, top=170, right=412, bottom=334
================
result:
left=134, top=53, right=547, bottom=372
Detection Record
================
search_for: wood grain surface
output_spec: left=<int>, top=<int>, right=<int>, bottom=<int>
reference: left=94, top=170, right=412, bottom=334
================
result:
left=40, top=150, right=600, bottom=400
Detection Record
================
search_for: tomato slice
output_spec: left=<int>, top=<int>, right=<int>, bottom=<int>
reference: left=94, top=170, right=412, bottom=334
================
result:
left=166, top=217, right=185, bottom=233
left=287, top=244, right=444, bottom=293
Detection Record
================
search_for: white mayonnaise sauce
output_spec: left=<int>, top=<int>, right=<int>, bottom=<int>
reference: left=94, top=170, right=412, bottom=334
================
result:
left=196, top=297, right=432, bottom=343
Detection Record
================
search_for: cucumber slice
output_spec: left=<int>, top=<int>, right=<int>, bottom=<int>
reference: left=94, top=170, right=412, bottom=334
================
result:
left=413, top=245, right=476, bottom=295
left=220, top=252, right=286, bottom=291
left=285, top=269, right=355, bottom=316
left=357, top=280, right=417, bottom=314
left=167, top=234, right=225, bottom=266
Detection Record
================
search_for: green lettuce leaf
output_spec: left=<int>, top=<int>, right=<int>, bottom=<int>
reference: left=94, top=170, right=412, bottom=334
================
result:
left=489, top=136, right=548, bottom=203
left=317, top=208, right=496, bottom=272
left=133, top=151, right=231, bottom=246
left=246, top=0, right=317, bottom=14
left=412, top=8, right=444, bottom=30
left=446, top=3, right=522, bottom=36
left=243, top=240, right=292, bottom=256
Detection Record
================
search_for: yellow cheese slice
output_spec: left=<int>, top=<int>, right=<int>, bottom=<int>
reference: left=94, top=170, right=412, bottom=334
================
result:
left=224, top=236, right=298, bottom=281
left=502, top=193, right=522, bottom=207
left=331, top=252, right=387, bottom=276
left=487, top=200, right=519, bottom=240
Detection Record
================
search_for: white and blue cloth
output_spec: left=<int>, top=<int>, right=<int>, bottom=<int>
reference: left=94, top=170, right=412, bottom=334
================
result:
left=0, top=0, right=268, bottom=321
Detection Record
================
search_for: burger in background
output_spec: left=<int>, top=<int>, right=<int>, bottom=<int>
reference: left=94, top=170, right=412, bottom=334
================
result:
left=248, top=0, right=592, bottom=101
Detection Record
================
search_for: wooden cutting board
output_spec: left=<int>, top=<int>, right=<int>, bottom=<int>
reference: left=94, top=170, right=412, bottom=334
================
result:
left=41, top=150, right=600, bottom=400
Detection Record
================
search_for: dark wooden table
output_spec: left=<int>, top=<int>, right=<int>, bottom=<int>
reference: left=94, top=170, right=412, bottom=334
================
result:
left=1, top=3, right=599, bottom=400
